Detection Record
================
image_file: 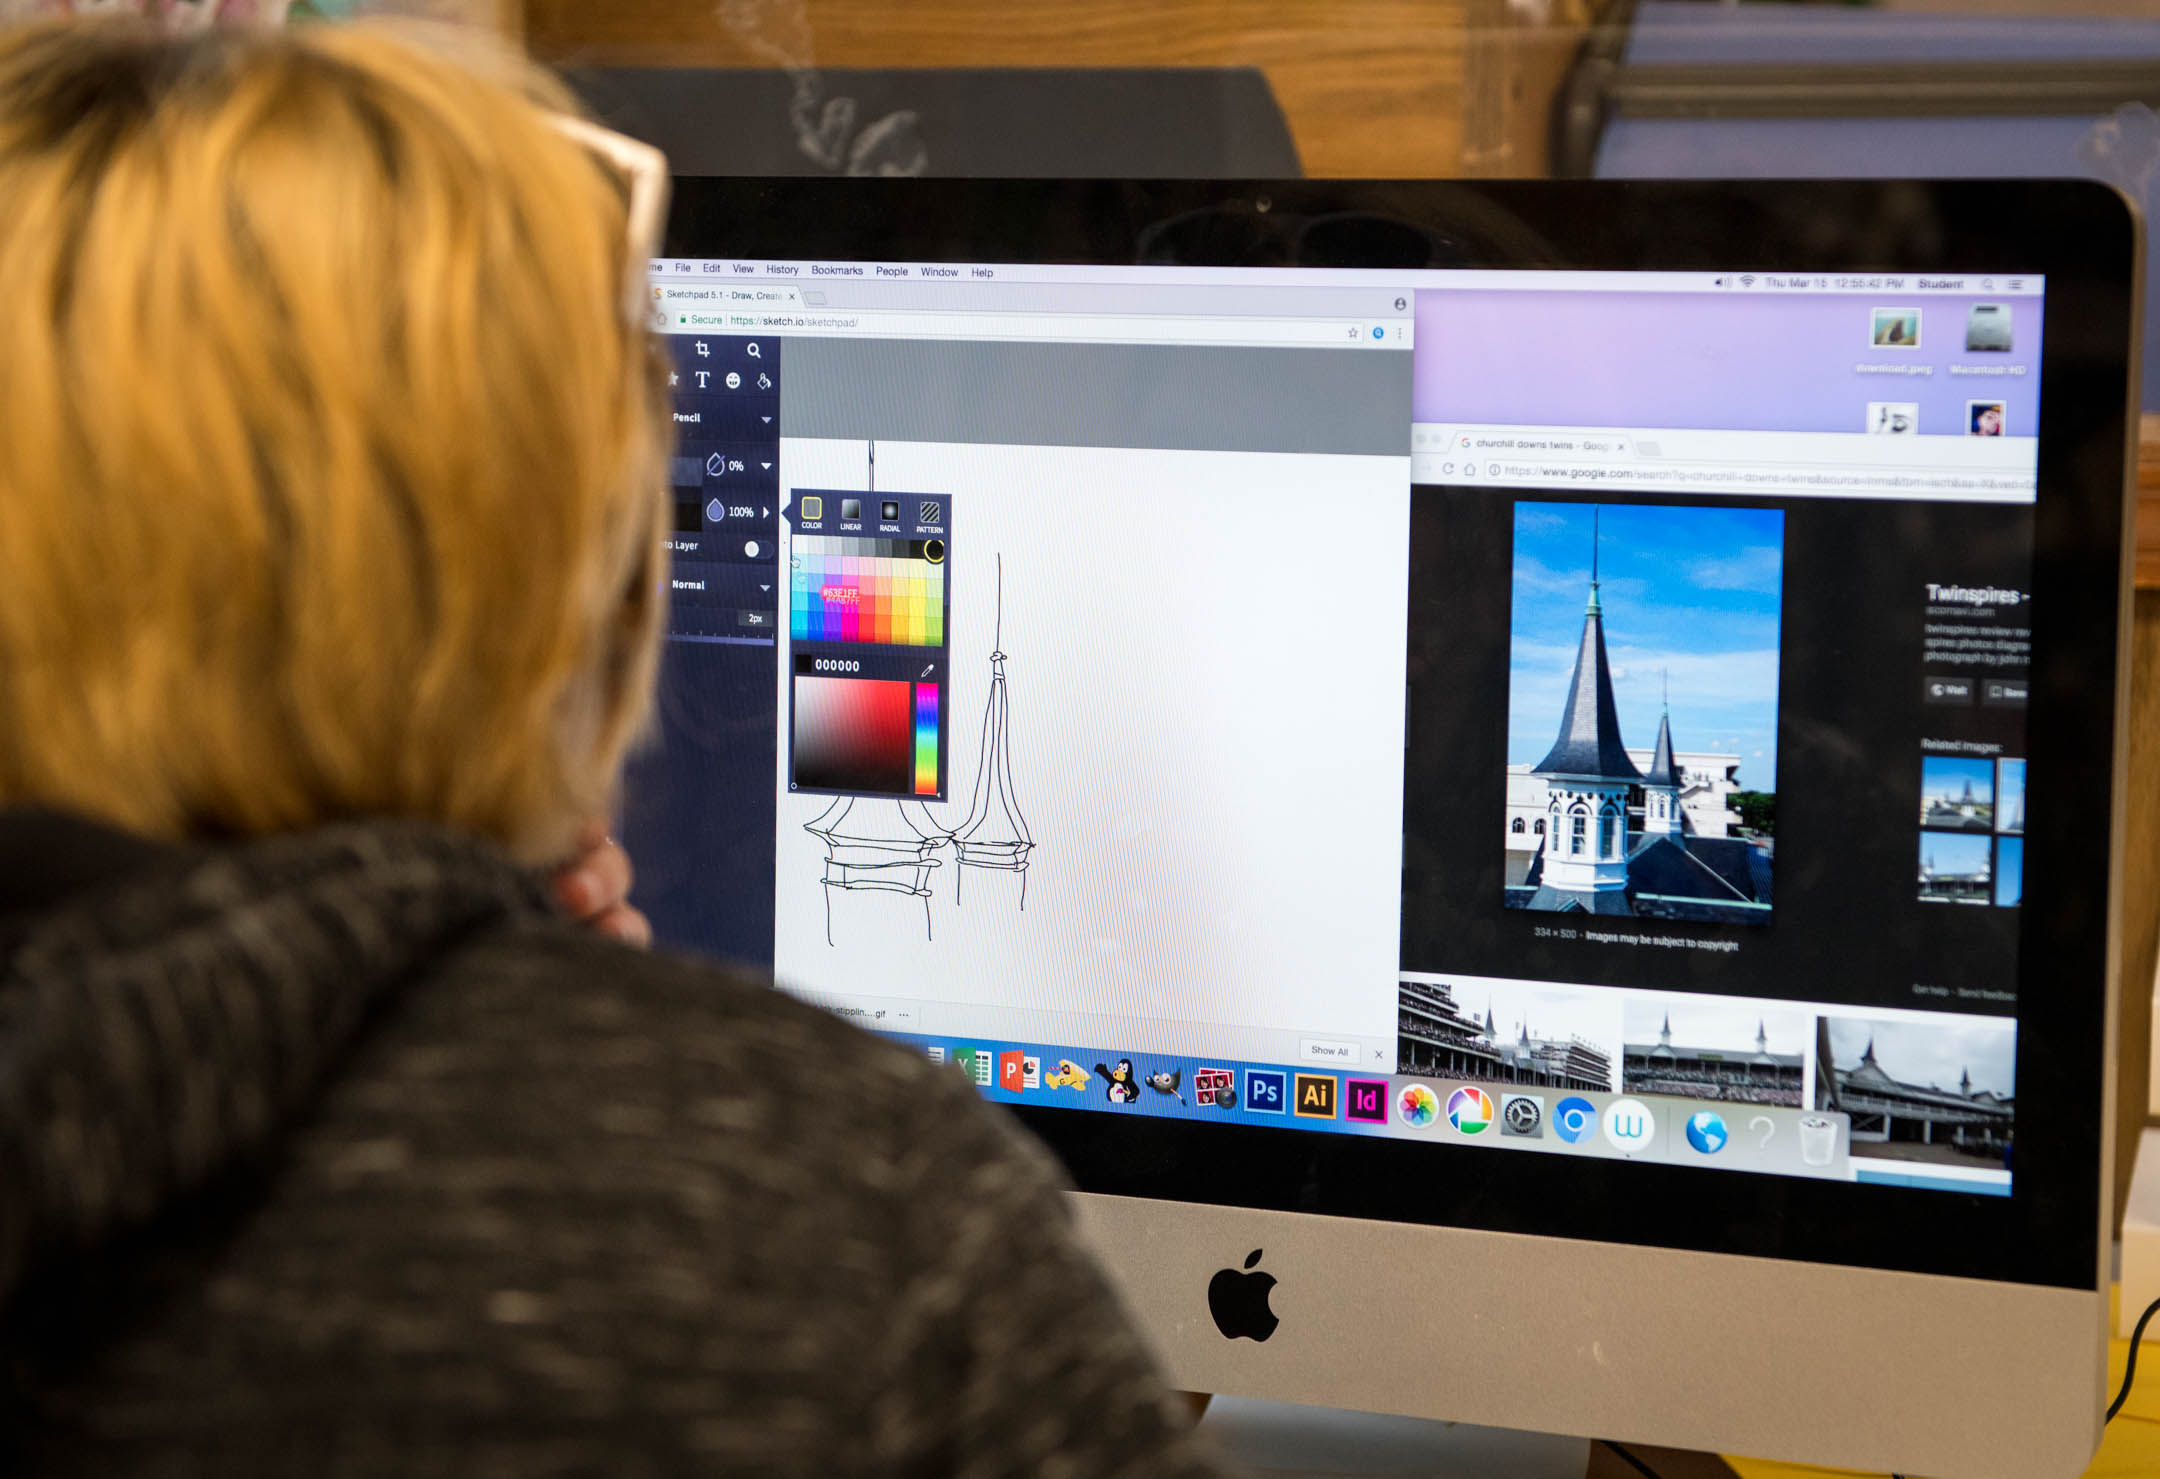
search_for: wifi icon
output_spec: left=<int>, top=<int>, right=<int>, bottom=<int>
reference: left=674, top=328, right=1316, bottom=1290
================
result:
left=1739, top=274, right=1756, bottom=287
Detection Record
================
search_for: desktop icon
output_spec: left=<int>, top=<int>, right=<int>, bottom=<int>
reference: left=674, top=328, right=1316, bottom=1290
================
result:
left=1870, top=306, right=1920, bottom=348
left=1143, top=1067, right=1186, bottom=1104
left=1293, top=1074, right=1338, bottom=1119
left=840, top=498, right=864, bottom=520
left=1799, top=1114, right=1839, bottom=1167
left=1194, top=1066, right=1238, bottom=1109
left=924, top=1045, right=945, bottom=1066
left=1501, top=1094, right=1544, bottom=1138
left=1208, top=1249, right=1280, bottom=1343
left=1553, top=1096, right=1598, bottom=1144
left=725, top=371, right=741, bottom=390
left=1245, top=1070, right=1288, bottom=1115
left=1866, top=401, right=1918, bottom=436
left=798, top=495, right=824, bottom=520
left=997, top=1051, right=1027, bottom=1093
left=1685, top=1110, right=1729, bottom=1155
left=1044, top=1058, right=1090, bottom=1090
left=1396, top=1082, right=1440, bottom=1129
left=1020, top=1055, right=1041, bottom=1089
left=1345, top=1078, right=1389, bottom=1124
left=1966, top=302, right=2012, bottom=352
left=1748, top=1114, right=1776, bottom=1150
left=1603, top=1098, right=1655, bottom=1153
left=917, top=500, right=943, bottom=525
left=1096, top=1059, right=1139, bottom=1105
left=1446, top=1086, right=1495, bottom=1135
left=880, top=500, right=900, bottom=521
left=952, top=1048, right=994, bottom=1088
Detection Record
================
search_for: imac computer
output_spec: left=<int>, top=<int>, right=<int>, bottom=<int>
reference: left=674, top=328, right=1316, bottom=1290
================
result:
left=620, top=180, right=2139, bottom=1478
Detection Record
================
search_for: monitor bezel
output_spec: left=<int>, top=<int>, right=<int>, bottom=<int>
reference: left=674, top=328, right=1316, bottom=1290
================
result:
left=664, top=177, right=2136, bottom=1292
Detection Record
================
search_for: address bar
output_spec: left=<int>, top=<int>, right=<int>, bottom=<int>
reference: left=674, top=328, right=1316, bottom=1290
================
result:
left=1415, top=452, right=2033, bottom=502
left=669, top=305, right=1395, bottom=348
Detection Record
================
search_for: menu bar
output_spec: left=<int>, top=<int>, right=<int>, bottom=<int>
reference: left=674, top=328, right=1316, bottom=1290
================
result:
left=651, top=258, right=2045, bottom=296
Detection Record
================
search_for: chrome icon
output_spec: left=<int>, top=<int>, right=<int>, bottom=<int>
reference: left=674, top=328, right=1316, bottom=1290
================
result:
left=1397, top=1082, right=1441, bottom=1129
left=1553, top=1095, right=1598, bottom=1144
left=1446, top=1085, right=1495, bottom=1134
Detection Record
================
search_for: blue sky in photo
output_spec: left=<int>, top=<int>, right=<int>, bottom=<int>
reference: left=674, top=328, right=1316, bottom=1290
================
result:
left=1996, top=837, right=2024, bottom=907
left=1997, top=759, right=2026, bottom=830
left=1508, top=502, right=1783, bottom=791
left=1919, top=830, right=1991, bottom=875
left=1920, top=755, right=1994, bottom=808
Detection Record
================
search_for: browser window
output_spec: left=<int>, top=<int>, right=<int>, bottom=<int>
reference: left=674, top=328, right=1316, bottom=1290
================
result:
left=625, top=259, right=2030, bottom=1198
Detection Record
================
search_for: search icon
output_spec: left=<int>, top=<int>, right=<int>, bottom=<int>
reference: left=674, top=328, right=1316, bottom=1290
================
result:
left=745, top=342, right=761, bottom=358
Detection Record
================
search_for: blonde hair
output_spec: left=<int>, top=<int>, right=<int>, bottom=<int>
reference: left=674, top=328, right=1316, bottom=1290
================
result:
left=0, top=19, right=668, bottom=861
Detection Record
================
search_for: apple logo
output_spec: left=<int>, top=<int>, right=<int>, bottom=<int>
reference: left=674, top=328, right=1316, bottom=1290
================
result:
left=1207, top=1249, right=1279, bottom=1342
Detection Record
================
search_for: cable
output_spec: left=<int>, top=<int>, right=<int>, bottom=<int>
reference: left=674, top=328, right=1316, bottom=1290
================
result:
left=2110, top=1292, right=2160, bottom=1424
left=1600, top=1440, right=1665, bottom=1479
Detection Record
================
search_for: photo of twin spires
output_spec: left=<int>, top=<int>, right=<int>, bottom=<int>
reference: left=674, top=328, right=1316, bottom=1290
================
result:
left=1503, top=502, right=1784, bottom=925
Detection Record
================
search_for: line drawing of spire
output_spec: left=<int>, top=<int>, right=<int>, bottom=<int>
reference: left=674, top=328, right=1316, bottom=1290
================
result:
left=804, top=795, right=944, bottom=945
left=952, top=554, right=1035, bottom=906
left=800, top=435, right=946, bottom=945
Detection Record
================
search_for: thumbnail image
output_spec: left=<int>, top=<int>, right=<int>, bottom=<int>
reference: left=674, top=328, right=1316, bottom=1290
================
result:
left=1620, top=998, right=1807, bottom=1107
left=1866, top=401, right=1917, bottom=436
left=1968, top=400, right=2006, bottom=437
left=1995, top=758, right=2025, bottom=835
left=1995, top=837, right=2023, bottom=908
left=1397, top=975, right=1620, bottom=1093
left=1815, top=1015, right=2014, bottom=1166
left=1918, top=831, right=1992, bottom=905
left=1870, top=307, right=1921, bottom=348
left=1918, top=755, right=1993, bottom=832
left=1504, top=502, right=1781, bottom=925
left=1965, top=302, right=2013, bottom=353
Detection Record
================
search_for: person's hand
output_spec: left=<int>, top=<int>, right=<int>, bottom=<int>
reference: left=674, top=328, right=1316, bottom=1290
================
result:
left=552, top=821, right=651, bottom=947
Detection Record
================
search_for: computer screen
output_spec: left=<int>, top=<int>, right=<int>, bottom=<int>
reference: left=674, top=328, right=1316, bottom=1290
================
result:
left=625, top=255, right=2042, bottom=1202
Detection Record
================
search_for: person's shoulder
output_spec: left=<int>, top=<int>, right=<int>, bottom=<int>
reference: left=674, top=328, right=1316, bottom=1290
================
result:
left=377, top=915, right=1050, bottom=1189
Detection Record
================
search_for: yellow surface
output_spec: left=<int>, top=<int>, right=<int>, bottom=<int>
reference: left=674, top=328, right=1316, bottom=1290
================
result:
left=1726, top=1289, right=2160, bottom=1479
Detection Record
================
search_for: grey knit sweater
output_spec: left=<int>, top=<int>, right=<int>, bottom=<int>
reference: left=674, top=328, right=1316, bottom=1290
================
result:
left=0, top=811, right=1229, bottom=1477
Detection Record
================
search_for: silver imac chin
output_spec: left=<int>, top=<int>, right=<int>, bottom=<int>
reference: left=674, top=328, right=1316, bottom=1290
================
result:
left=1073, top=1190, right=2110, bottom=1479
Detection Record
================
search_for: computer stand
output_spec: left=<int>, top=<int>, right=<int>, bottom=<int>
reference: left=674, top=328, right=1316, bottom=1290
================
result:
left=1195, top=1396, right=1739, bottom=1478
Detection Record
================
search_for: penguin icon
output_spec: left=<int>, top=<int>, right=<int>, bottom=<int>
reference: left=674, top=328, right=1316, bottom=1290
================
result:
left=1143, top=1068, right=1185, bottom=1104
left=1094, top=1059, right=1138, bottom=1105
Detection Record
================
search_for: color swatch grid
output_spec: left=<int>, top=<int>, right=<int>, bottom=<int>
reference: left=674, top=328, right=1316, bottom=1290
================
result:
left=791, top=536, right=945, bottom=646
left=913, top=685, right=940, bottom=796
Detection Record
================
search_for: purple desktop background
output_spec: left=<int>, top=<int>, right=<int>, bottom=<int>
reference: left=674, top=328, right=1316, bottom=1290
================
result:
left=1413, top=289, right=2043, bottom=437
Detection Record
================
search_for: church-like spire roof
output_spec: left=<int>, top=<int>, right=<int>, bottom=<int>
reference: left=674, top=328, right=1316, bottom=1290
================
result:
left=1643, top=673, right=1678, bottom=788
left=1532, top=511, right=1644, bottom=783
left=1644, top=710, right=1678, bottom=788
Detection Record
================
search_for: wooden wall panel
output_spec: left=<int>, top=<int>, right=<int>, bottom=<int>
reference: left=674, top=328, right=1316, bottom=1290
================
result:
left=524, top=0, right=1478, bottom=178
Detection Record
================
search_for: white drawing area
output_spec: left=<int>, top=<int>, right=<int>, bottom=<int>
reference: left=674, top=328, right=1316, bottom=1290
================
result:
left=803, top=554, right=1035, bottom=943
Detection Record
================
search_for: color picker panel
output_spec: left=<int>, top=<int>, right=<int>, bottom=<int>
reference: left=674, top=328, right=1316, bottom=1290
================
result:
left=790, top=536, right=945, bottom=647
left=913, top=684, right=939, bottom=796
left=793, top=675, right=913, bottom=795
